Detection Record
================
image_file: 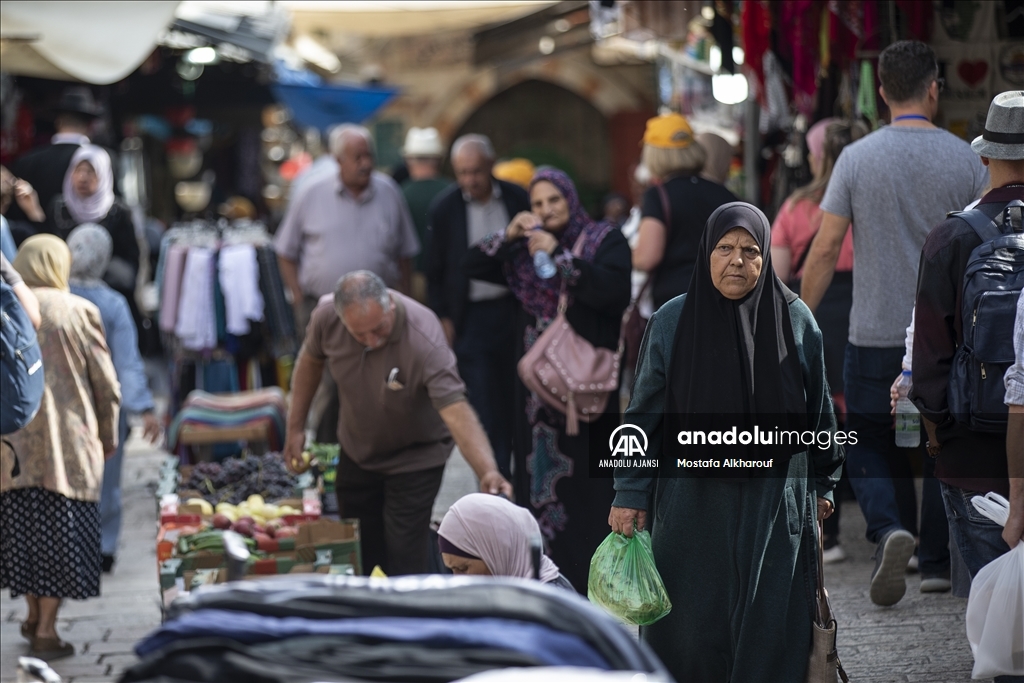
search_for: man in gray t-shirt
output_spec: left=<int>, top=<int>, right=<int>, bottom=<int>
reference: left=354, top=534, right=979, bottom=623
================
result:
left=800, top=40, right=988, bottom=607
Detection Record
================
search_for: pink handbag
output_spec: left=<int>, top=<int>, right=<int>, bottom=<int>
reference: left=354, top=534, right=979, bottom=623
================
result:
left=517, top=233, right=625, bottom=436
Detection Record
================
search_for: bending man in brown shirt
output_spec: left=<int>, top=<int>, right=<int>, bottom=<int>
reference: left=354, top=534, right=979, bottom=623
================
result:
left=284, top=270, right=512, bottom=575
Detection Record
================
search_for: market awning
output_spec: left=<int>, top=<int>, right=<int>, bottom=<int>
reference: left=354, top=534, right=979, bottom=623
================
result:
left=271, top=82, right=399, bottom=131
left=0, top=1, right=180, bottom=84
left=285, top=0, right=557, bottom=37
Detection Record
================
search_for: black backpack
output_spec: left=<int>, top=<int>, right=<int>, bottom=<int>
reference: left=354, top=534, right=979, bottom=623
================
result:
left=0, top=277, right=44, bottom=436
left=947, top=199, right=1024, bottom=433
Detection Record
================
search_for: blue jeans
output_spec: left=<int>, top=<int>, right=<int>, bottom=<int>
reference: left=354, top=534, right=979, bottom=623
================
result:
left=100, top=412, right=130, bottom=557
left=941, top=482, right=1024, bottom=683
left=844, top=344, right=949, bottom=574
left=454, top=296, right=516, bottom=479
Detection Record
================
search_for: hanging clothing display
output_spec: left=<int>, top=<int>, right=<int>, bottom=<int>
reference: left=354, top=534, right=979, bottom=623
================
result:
left=158, top=244, right=188, bottom=333
left=219, top=243, right=264, bottom=336
left=174, top=246, right=218, bottom=351
left=255, top=243, right=297, bottom=357
left=154, top=220, right=295, bottom=432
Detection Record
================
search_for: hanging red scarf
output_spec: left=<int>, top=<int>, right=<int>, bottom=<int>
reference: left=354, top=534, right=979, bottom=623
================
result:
left=741, top=0, right=773, bottom=103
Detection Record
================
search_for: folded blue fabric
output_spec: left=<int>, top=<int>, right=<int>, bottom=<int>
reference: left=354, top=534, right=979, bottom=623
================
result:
left=135, top=610, right=610, bottom=670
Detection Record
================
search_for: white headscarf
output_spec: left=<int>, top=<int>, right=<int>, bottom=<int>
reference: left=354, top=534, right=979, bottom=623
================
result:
left=68, top=223, right=112, bottom=284
left=63, top=145, right=115, bottom=223
left=438, top=493, right=561, bottom=582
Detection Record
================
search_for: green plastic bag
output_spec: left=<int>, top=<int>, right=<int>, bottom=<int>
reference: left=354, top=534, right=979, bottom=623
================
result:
left=587, top=529, right=672, bottom=626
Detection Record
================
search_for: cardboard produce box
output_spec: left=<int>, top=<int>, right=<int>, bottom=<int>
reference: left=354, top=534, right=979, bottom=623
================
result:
left=170, top=518, right=361, bottom=575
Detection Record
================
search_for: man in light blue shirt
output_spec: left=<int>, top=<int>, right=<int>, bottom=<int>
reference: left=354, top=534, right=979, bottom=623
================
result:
left=67, top=224, right=161, bottom=573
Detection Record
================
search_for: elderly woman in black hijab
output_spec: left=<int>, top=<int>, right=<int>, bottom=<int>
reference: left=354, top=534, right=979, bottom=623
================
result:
left=608, top=202, right=844, bottom=682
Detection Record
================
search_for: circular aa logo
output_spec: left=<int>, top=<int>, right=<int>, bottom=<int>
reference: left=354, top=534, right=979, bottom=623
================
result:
left=609, top=424, right=648, bottom=458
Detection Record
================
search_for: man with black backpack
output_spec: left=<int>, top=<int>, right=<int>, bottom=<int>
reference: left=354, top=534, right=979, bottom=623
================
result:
left=911, top=90, right=1024, bottom=602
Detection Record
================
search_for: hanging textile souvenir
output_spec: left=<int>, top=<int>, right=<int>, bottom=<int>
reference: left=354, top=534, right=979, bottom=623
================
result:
left=856, top=60, right=878, bottom=129
left=894, top=0, right=932, bottom=41
left=742, top=0, right=773, bottom=103
left=828, top=0, right=861, bottom=71
left=778, top=1, right=823, bottom=117
left=760, top=51, right=793, bottom=135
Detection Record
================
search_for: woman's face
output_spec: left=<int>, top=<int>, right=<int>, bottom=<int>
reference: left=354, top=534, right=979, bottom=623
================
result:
left=72, top=161, right=99, bottom=198
left=442, top=553, right=491, bottom=576
left=530, top=180, right=571, bottom=233
left=710, top=227, right=763, bottom=300
left=807, top=151, right=822, bottom=178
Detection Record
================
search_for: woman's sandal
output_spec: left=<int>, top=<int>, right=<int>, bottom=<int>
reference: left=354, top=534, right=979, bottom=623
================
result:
left=30, top=636, right=75, bottom=660
left=20, top=621, right=37, bottom=640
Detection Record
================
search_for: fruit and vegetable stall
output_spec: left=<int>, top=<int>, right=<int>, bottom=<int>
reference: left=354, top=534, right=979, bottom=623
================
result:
left=154, top=448, right=357, bottom=607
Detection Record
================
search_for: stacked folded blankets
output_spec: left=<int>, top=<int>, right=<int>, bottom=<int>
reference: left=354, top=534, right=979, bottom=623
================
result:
left=168, top=387, right=287, bottom=453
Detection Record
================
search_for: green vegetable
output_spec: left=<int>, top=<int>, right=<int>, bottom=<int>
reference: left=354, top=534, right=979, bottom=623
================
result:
left=587, top=530, right=672, bottom=626
left=307, top=442, right=340, bottom=468
left=176, top=530, right=256, bottom=555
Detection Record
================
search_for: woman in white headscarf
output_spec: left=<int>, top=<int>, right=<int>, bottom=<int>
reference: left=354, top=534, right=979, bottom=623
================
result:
left=52, top=145, right=140, bottom=313
left=67, top=224, right=161, bottom=574
left=437, top=493, right=574, bottom=591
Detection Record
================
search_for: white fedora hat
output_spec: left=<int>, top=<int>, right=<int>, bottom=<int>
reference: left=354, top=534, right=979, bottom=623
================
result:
left=971, top=90, right=1024, bottom=161
left=403, top=127, right=444, bottom=157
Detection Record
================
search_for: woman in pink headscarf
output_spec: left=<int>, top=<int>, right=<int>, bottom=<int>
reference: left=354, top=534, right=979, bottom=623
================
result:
left=771, top=118, right=866, bottom=563
left=437, top=493, right=574, bottom=591
left=51, top=145, right=140, bottom=316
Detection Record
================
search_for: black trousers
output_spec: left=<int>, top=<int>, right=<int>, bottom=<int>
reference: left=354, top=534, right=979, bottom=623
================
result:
left=335, top=453, right=446, bottom=576
left=453, top=296, right=516, bottom=479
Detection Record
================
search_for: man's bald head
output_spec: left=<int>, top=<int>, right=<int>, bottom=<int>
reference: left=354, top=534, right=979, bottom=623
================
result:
left=334, top=271, right=395, bottom=349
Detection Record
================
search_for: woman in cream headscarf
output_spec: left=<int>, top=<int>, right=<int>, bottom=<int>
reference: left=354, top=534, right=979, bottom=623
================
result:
left=438, top=493, right=574, bottom=591
left=1, top=234, right=121, bottom=660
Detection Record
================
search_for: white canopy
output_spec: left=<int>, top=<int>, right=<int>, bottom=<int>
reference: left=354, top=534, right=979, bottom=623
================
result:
left=285, top=0, right=556, bottom=37
left=0, top=1, right=179, bottom=84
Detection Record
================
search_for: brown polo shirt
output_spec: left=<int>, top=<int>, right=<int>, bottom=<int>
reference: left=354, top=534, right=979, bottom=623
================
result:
left=303, top=290, right=466, bottom=474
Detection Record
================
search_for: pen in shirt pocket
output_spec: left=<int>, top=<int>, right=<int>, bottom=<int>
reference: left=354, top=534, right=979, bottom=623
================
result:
left=386, top=367, right=404, bottom=390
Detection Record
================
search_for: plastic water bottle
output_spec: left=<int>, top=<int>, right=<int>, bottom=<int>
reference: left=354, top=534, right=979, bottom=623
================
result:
left=894, top=370, right=920, bottom=447
left=533, top=250, right=557, bottom=279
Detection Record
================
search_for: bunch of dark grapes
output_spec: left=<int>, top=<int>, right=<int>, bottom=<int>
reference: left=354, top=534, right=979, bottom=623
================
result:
left=179, top=453, right=298, bottom=505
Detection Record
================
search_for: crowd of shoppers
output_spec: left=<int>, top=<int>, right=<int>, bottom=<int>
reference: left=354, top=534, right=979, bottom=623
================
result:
left=0, top=40, right=1020, bottom=682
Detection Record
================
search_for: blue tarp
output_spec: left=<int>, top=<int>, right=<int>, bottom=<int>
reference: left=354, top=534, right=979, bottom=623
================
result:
left=271, top=81, right=399, bottom=131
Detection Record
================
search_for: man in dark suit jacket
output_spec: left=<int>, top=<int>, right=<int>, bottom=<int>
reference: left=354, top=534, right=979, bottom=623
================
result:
left=8, top=87, right=101, bottom=243
left=426, top=135, right=530, bottom=478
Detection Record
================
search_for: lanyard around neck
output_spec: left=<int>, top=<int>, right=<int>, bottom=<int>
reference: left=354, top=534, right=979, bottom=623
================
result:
left=893, top=114, right=929, bottom=123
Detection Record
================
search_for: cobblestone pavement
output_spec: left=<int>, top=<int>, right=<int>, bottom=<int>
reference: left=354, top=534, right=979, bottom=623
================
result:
left=2, top=439, right=991, bottom=682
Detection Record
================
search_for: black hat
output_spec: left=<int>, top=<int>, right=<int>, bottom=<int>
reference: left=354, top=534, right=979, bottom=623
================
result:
left=54, top=87, right=102, bottom=119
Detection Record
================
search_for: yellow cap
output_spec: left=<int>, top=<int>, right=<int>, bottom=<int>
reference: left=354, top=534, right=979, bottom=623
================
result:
left=642, top=113, right=695, bottom=149
left=493, top=158, right=536, bottom=189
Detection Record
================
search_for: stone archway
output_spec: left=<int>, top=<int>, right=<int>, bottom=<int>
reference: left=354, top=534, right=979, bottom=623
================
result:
left=451, top=79, right=611, bottom=212
left=430, top=53, right=646, bottom=140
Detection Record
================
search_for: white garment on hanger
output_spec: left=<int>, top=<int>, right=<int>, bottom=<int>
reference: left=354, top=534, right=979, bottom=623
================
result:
left=175, top=247, right=217, bottom=350
left=218, top=243, right=264, bottom=335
